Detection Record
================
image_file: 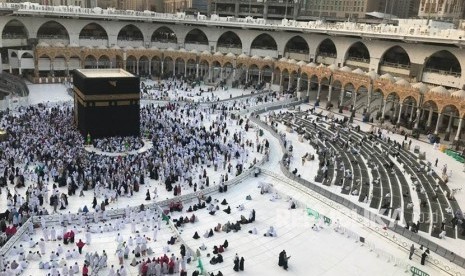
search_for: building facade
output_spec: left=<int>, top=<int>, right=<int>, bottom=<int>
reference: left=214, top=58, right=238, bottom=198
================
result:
left=418, top=0, right=464, bottom=20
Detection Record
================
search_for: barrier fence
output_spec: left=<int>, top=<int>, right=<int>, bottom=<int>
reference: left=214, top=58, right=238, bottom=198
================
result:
left=249, top=109, right=465, bottom=274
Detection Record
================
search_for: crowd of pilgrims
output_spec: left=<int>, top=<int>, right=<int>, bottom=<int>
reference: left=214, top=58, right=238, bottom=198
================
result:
left=0, top=97, right=270, bottom=275
left=92, top=137, right=145, bottom=153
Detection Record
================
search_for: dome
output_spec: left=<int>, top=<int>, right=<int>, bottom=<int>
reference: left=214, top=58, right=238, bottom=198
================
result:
left=263, top=56, right=273, bottom=61
left=165, top=47, right=175, bottom=51
left=37, top=42, right=50, bottom=48
left=317, top=63, right=326, bottom=68
left=190, top=49, right=198, bottom=54
left=279, top=57, right=288, bottom=62
left=365, top=71, right=378, bottom=80
left=98, top=45, right=107, bottom=50
left=352, top=68, right=364, bottom=74
left=430, top=86, right=449, bottom=95
left=213, top=51, right=223, bottom=56
left=380, top=73, right=395, bottom=82
left=306, top=62, right=317, bottom=68
left=124, top=46, right=134, bottom=50
left=137, top=46, right=146, bottom=50
left=451, top=89, right=465, bottom=98
left=150, top=45, right=159, bottom=50
left=296, top=60, right=306, bottom=66
left=251, top=55, right=261, bottom=60
left=201, top=50, right=211, bottom=55
left=287, top=59, right=297, bottom=64
left=412, top=82, right=429, bottom=94
left=54, top=42, right=65, bottom=47
left=395, top=78, right=411, bottom=87
left=178, top=48, right=187, bottom=52
left=339, top=66, right=352, bottom=72
left=226, top=53, right=236, bottom=58
left=68, top=43, right=79, bottom=48
left=238, top=53, right=248, bottom=58
left=327, top=64, right=338, bottom=71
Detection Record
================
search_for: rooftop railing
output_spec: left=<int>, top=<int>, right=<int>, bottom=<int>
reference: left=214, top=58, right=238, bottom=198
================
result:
left=1, top=2, right=465, bottom=42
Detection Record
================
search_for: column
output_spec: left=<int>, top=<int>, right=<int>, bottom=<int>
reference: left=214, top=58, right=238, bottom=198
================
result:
left=270, top=72, right=274, bottom=85
left=148, top=60, right=152, bottom=76
left=393, top=102, right=399, bottom=123
left=136, top=60, right=139, bottom=75
left=397, top=104, right=403, bottom=125
left=414, top=107, right=421, bottom=129
left=338, top=89, right=344, bottom=107
left=317, top=83, right=322, bottom=99
left=185, top=63, right=187, bottom=76
left=446, top=113, right=454, bottom=133
left=173, top=60, right=176, bottom=77
left=434, top=113, right=442, bottom=135
left=352, top=90, right=357, bottom=111
left=426, top=107, right=433, bottom=127
left=161, top=61, right=164, bottom=75
left=245, top=69, right=249, bottom=83
left=455, top=118, right=463, bottom=141
left=307, top=81, right=311, bottom=97
left=208, top=66, right=212, bottom=82
left=296, top=77, right=301, bottom=92
left=220, top=67, right=224, bottom=80
left=381, top=102, right=387, bottom=118
left=233, top=68, right=236, bottom=80
left=325, top=85, right=332, bottom=108
left=196, top=63, right=199, bottom=78
left=287, top=75, right=292, bottom=90
left=409, top=105, right=415, bottom=122
left=258, top=70, right=261, bottom=82
left=279, top=73, right=283, bottom=92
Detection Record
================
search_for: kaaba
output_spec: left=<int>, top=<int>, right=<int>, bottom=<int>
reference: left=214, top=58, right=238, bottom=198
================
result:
left=73, top=69, right=140, bottom=139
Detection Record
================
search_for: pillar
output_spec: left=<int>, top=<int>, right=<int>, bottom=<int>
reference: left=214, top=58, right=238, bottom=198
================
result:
left=307, top=81, right=311, bottom=97
left=220, top=67, right=224, bottom=79
left=136, top=60, right=139, bottom=75
left=325, top=85, right=332, bottom=109
left=173, top=59, right=176, bottom=76
left=279, top=73, right=283, bottom=91
left=426, top=107, right=433, bottom=127
left=287, top=75, right=292, bottom=90
left=245, top=69, right=249, bottom=83
left=444, top=113, right=454, bottom=141
left=317, top=83, right=321, bottom=99
left=270, top=71, right=274, bottom=85
left=296, top=77, right=301, bottom=92
left=185, top=62, right=187, bottom=76
left=196, top=63, right=199, bottom=78
left=434, top=113, right=442, bottom=135
left=258, top=70, right=261, bottom=82
left=414, top=107, right=421, bottom=129
left=397, top=104, right=403, bottom=125
left=338, top=89, right=344, bottom=107
left=352, top=90, right=357, bottom=111
left=148, top=59, right=152, bottom=76
left=455, top=118, right=463, bottom=141
left=381, top=102, right=387, bottom=118
left=161, top=61, right=164, bottom=75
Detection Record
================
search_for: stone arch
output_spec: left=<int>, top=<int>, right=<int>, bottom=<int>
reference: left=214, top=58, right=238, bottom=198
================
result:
left=151, top=56, right=162, bottom=76
left=284, top=35, right=309, bottom=60
left=345, top=41, right=370, bottom=64
left=379, top=46, right=411, bottom=68
left=117, top=24, right=143, bottom=41
left=79, top=23, right=108, bottom=40
left=175, top=57, right=186, bottom=76
left=262, top=65, right=273, bottom=83
left=139, top=56, right=150, bottom=76
left=83, top=55, right=97, bottom=69
left=126, top=55, right=137, bottom=74
left=21, top=52, right=33, bottom=59
left=251, top=33, right=277, bottom=50
left=217, top=31, right=242, bottom=54
left=315, top=38, right=337, bottom=65
left=97, top=55, right=110, bottom=68
left=37, top=21, right=69, bottom=41
left=2, top=19, right=29, bottom=39
left=151, top=26, right=177, bottom=43
left=185, top=28, right=208, bottom=45
left=423, top=50, right=461, bottom=77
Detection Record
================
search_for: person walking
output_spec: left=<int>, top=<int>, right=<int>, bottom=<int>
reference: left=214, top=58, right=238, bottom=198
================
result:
left=76, top=239, right=85, bottom=254
left=239, top=257, right=244, bottom=271
left=409, top=244, right=415, bottom=260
